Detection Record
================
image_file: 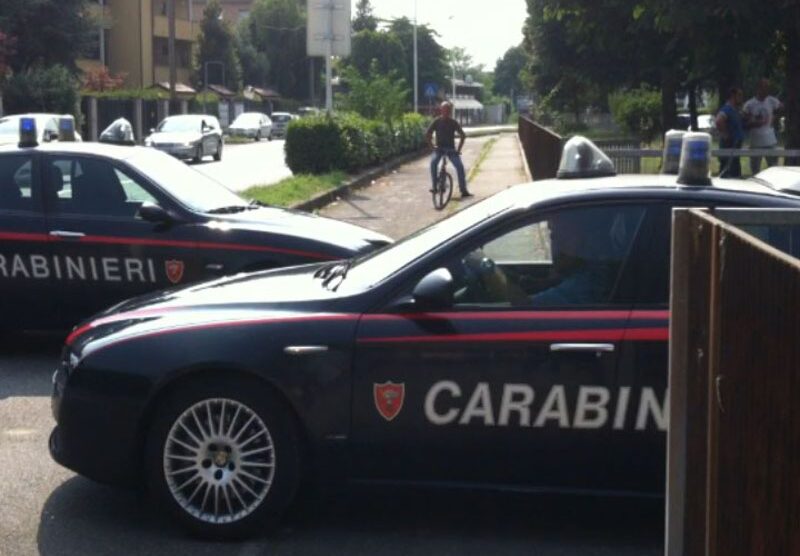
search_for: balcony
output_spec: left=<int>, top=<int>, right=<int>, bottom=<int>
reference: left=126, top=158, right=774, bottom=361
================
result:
left=153, top=15, right=199, bottom=41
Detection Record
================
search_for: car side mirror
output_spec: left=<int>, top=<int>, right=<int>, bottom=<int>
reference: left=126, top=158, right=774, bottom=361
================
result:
left=412, top=268, right=454, bottom=310
left=150, top=128, right=155, bottom=134
left=138, top=202, right=173, bottom=224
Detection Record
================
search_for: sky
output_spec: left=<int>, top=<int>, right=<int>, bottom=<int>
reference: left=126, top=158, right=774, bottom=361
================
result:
left=350, top=0, right=528, bottom=70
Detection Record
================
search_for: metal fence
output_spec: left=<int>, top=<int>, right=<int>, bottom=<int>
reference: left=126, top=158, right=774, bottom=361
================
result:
left=517, top=116, right=562, bottom=181
left=667, top=207, right=800, bottom=556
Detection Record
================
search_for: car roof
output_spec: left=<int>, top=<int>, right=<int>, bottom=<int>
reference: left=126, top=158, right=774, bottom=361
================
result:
left=496, top=173, right=796, bottom=212
left=0, top=141, right=146, bottom=160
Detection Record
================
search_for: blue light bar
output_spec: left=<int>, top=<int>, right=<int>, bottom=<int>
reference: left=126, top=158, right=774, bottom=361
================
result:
left=19, top=117, right=38, bottom=148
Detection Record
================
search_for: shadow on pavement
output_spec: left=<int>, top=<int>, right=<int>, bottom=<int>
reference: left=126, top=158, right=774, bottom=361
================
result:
left=0, top=332, right=65, bottom=398
left=38, top=477, right=663, bottom=556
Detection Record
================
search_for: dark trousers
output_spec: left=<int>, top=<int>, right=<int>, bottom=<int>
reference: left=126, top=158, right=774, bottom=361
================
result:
left=431, top=149, right=468, bottom=194
left=719, top=138, right=742, bottom=178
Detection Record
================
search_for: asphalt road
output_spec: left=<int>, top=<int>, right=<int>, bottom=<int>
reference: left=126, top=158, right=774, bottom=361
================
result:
left=0, top=333, right=664, bottom=556
left=192, top=138, right=293, bottom=192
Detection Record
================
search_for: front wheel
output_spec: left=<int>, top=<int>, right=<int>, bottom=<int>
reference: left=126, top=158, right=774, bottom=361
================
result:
left=145, top=377, right=301, bottom=539
left=432, top=171, right=453, bottom=210
left=193, top=145, right=203, bottom=163
left=214, top=141, right=223, bottom=161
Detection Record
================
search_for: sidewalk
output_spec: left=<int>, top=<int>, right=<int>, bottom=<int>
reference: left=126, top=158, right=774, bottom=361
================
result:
left=319, top=133, right=529, bottom=239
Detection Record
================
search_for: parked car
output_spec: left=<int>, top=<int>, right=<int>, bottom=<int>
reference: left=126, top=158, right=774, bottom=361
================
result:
left=677, top=112, right=716, bottom=134
left=270, top=112, right=296, bottom=138
left=0, top=131, right=391, bottom=330
left=0, top=113, right=82, bottom=146
left=145, top=115, right=223, bottom=163
left=228, top=112, right=273, bottom=141
left=50, top=137, right=800, bottom=538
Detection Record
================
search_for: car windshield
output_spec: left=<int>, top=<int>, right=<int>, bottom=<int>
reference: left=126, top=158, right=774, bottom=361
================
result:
left=337, top=189, right=521, bottom=293
left=272, top=114, right=291, bottom=123
left=232, top=114, right=260, bottom=126
left=128, top=149, right=246, bottom=212
left=157, top=117, right=207, bottom=133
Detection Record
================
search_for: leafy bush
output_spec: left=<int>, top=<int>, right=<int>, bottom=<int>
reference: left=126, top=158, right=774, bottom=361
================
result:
left=608, top=86, right=662, bottom=142
left=3, top=64, right=78, bottom=115
left=284, top=111, right=428, bottom=174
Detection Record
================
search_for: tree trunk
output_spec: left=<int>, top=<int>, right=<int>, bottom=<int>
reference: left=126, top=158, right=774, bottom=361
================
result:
left=661, top=67, right=678, bottom=132
left=785, top=17, right=800, bottom=164
left=688, top=81, right=698, bottom=131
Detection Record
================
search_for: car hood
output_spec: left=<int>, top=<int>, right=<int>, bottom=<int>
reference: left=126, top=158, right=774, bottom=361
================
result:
left=148, top=131, right=202, bottom=143
left=207, top=206, right=392, bottom=255
left=66, top=263, right=359, bottom=355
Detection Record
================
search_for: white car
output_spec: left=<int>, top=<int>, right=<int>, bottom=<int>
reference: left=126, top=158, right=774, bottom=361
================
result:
left=145, top=114, right=223, bottom=163
left=0, top=113, right=82, bottom=146
left=228, top=112, right=273, bottom=141
left=270, top=112, right=296, bottom=138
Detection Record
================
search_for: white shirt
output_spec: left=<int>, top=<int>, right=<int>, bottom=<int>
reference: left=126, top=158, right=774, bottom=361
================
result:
left=743, top=95, right=781, bottom=147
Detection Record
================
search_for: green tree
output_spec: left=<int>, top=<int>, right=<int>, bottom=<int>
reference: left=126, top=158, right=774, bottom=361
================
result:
left=388, top=18, right=447, bottom=105
left=0, top=0, right=94, bottom=74
left=347, top=29, right=406, bottom=78
left=608, top=85, right=662, bottom=142
left=337, top=60, right=409, bottom=122
left=493, top=45, right=529, bottom=97
left=193, top=0, right=242, bottom=91
left=237, top=19, right=270, bottom=87
left=245, top=0, right=307, bottom=99
left=353, top=0, right=378, bottom=32
left=3, top=64, right=78, bottom=115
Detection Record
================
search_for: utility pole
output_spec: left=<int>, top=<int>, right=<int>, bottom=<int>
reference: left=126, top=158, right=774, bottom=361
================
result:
left=325, top=1, right=333, bottom=113
left=168, top=0, right=177, bottom=102
left=413, top=0, right=418, bottom=113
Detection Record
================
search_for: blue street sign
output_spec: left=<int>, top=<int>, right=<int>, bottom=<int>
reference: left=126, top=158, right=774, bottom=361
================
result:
left=424, top=83, right=437, bottom=98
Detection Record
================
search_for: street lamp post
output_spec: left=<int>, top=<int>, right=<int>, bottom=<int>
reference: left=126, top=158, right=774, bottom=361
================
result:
left=203, top=61, right=225, bottom=114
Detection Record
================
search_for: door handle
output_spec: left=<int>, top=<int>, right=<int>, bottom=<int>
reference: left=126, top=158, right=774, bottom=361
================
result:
left=550, top=343, right=615, bottom=353
left=284, top=345, right=329, bottom=355
left=49, top=230, right=86, bottom=240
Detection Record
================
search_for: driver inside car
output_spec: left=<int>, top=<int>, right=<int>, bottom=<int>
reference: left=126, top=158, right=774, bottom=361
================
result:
left=455, top=209, right=628, bottom=307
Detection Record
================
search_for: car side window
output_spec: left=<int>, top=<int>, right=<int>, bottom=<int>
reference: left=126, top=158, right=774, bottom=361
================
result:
left=47, top=156, right=157, bottom=218
left=449, top=205, right=647, bottom=308
left=0, top=155, right=36, bottom=212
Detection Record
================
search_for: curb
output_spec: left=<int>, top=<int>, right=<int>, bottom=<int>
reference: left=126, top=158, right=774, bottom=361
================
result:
left=515, top=132, right=533, bottom=182
left=291, top=148, right=428, bottom=212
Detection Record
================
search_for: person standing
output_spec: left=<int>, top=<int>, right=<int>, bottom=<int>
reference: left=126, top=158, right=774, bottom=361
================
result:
left=743, top=78, right=783, bottom=174
left=716, top=87, right=745, bottom=178
left=426, top=101, right=471, bottom=198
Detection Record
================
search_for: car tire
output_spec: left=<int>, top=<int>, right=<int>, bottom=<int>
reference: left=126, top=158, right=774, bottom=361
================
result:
left=255, top=131, right=261, bottom=142
left=267, top=131, right=273, bottom=142
left=145, top=376, right=302, bottom=539
left=193, top=145, right=203, bottom=163
left=214, top=141, right=223, bottom=161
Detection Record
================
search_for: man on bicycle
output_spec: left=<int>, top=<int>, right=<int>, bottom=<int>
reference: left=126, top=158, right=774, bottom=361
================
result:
left=426, top=101, right=471, bottom=198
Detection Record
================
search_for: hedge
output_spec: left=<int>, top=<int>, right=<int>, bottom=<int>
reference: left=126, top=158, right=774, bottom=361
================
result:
left=284, top=112, right=429, bottom=174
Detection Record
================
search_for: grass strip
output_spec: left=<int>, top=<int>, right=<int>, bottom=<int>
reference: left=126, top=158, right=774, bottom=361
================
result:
left=242, top=171, right=347, bottom=207
left=467, top=136, right=499, bottom=182
left=224, top=136, right=257, bottom=145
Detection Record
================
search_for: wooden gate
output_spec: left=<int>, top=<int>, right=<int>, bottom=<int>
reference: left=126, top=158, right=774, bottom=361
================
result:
left=667, top=208, right=800, bottom=556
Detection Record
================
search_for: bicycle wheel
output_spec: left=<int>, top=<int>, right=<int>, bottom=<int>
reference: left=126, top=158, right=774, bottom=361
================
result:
left=432, top=171, right=453, bottom=210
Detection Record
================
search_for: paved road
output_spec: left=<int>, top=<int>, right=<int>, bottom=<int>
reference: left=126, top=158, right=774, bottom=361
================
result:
left=192, top=139, right=292, bottom=192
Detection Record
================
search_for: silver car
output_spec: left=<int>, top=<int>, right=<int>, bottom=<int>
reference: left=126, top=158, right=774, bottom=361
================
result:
left=270, top=112, right=296, bottom=138
left=145, top=114, right=223, bottom=163
left=228, top=112, right=273, bottom=141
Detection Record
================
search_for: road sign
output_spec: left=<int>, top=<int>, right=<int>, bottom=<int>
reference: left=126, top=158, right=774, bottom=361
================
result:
left=424, top=83, right=438, bottom=98
left=307, top=1, right=351, bottom=57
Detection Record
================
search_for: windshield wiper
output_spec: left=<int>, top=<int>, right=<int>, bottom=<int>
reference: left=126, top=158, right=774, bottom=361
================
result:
left=206, top=205, right=251, bottom=214
left=314, top=259, right=353, bottom=291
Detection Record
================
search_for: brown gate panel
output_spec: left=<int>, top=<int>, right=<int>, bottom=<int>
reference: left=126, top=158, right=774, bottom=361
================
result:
left=668, top=208, right=800, bottom=556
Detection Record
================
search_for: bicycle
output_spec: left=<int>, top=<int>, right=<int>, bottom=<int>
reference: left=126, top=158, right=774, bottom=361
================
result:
left=432, top=148, right=455, bottom=210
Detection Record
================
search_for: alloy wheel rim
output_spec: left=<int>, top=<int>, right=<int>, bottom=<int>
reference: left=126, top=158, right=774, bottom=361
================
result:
left=163, top=398, right=276, bottom=524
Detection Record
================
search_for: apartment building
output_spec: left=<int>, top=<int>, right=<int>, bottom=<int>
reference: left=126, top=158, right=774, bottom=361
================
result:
left=79, top=0, right=252, bottom=89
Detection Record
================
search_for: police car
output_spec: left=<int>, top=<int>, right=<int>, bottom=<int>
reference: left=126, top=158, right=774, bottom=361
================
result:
left=0, top=117, right=390, bottom=330
left=50, top=134, right=800, bottom=538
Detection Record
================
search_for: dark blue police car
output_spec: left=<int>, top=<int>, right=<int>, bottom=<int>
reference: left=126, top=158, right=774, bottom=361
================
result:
left=0, top=118, right=390, bottom=330
left=50, top=135, right=800, bottom=538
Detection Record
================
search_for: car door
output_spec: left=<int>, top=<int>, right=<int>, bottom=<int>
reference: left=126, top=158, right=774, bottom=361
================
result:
left=42, top=153, right=207, bottom=322
left=0, top=153, right=56, bottom=328
left=351, top=203, right=651, bottom=491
